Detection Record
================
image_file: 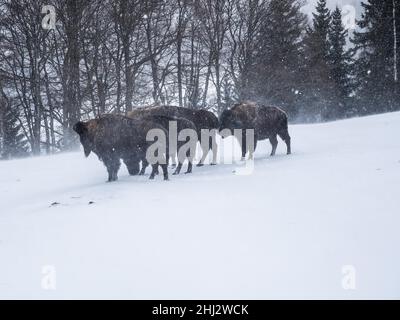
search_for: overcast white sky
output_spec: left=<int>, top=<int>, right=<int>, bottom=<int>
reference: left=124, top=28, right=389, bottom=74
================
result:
left=302, top=0, right=362, bottom=18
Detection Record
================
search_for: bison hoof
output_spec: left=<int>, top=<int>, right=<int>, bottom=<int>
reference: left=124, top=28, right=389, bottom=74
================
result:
left=196, top=163, right=204, bottom=167
left=149, top=175, right=155, bottom=180
left=210, top=163, right=217, bottom=166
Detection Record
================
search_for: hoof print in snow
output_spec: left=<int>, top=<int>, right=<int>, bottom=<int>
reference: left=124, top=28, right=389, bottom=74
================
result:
left=88, top=201, right=95, bottom=205
left=50, top=202, right=60, bottom=207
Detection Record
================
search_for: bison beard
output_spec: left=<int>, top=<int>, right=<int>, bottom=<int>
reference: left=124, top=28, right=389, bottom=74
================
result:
left=73, top=114, right=169, bottom=182
left=219, top=102, right=291, bottom=159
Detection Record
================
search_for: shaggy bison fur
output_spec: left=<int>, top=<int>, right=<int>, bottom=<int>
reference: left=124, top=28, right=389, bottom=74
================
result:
left=73, top=114, right=169, bottom=182
left=219, top=102, right=291, bottom=159
left=127, top=105, right=219, bottom=166
left=133, top=114, right=198, bottom=175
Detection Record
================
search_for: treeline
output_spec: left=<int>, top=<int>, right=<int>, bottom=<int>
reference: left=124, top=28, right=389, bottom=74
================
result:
left=0, top=0, right=399, bottom=158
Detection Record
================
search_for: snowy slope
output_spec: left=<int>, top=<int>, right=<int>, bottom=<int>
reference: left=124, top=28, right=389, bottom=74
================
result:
left=0, top=112, right=400, bottom=299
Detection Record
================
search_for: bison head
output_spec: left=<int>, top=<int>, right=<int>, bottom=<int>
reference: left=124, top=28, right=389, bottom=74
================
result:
left=73, top=121, right=93, bottom=157
left=219, top=109, right=243, bottom=137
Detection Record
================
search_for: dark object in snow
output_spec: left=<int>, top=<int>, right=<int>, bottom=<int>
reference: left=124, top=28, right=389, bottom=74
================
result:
left=73, top=114, right=169, bottom=182
left=88, top=201, right=95, bottom=205
left=219, top=101, right=291, bottom=158
left=50, top=202, right=60, bottom=207
left=128, top=105, right=219, bottom=167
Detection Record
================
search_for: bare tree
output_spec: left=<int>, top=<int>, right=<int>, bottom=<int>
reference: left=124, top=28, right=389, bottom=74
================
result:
left=195, top=0, right=232, bottom=112
left=227, top=0, right=269, bottom=102
left=0, top=0, right=51, bottom=154
left=56, top=0, right=89, bottom=150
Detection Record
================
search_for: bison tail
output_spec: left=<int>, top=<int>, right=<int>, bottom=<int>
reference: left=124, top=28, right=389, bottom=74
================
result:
left=278, top=112, right=289, bottom=132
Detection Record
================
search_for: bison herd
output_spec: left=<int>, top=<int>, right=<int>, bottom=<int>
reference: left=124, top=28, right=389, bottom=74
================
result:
left=73, top=102, right=291, bottom=182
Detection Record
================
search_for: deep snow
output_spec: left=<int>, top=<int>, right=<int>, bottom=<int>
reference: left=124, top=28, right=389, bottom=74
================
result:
left=0, top=112, right=400, bottom=299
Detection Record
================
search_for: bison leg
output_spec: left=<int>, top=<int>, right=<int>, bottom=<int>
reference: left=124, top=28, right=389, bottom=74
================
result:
left=199, top=134, right=218, bottom=165
left=248, top=138, right=257, bottom=160
left=149, top=155, right=159, bottom=175
left=104, top=155, right=120, bottom=182
left=269, top=135, right=278, bottom=157
left=158, top=152, right=169, bottom=180
left=197, top=141, right=207, bottom=167
left=150, top=148, right=161, bottom=175
left=174, top=141, right=184, bottom=174
left=278, top=130, right=291, bottom=155
left=150, top=162, right=169, bottom=181
left=185, top=145, right=194, bottom=174
left=198, top=133, right=217, bottom=166
left=139, top=158, right=148, bottom=175
left=241, top=132, right=248, bottom=160
left=185, top=162, right=193, bottom=174
left=149, top=164, right=158, bottom=180
left=160, top=163, right=169, bottom=181
left=210, top=135, right=218, bottom=165
left=173, top=163, right=183, bottom=175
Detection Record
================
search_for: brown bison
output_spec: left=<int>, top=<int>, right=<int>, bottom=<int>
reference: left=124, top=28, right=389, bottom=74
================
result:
left=219, top=102, right=291, bottom=159
left=73, top=114, right=169, bottom=182
left=134, top=114, right=198, bottom=175
left=127, top=105, right=219, bottom=166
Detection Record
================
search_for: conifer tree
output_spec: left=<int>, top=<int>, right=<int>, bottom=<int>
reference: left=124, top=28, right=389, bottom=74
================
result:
left=254, top=0, right=307, bottom=117
left=328, top=7, right=354, bottom=119
left=302, top=0, right=334, bottom=121
left=311, top=0, right=331, bottom=60
left=1, top=101, right=29, bottom=160
left=352, top=0, right=400, bottom=114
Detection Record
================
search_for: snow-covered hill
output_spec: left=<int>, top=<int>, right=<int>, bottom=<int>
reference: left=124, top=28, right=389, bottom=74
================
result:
left=1, top=112, right=400, bottom=299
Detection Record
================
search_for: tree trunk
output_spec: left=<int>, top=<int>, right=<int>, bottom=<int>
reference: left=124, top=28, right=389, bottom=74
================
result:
left=62, top=0, right=83, bottom=151
left=177, top=36, right=183, bottom=107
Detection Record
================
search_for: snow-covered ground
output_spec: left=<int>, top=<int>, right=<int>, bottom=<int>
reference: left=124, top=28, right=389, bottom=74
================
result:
left=0, top=112, right=400, bottom=299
